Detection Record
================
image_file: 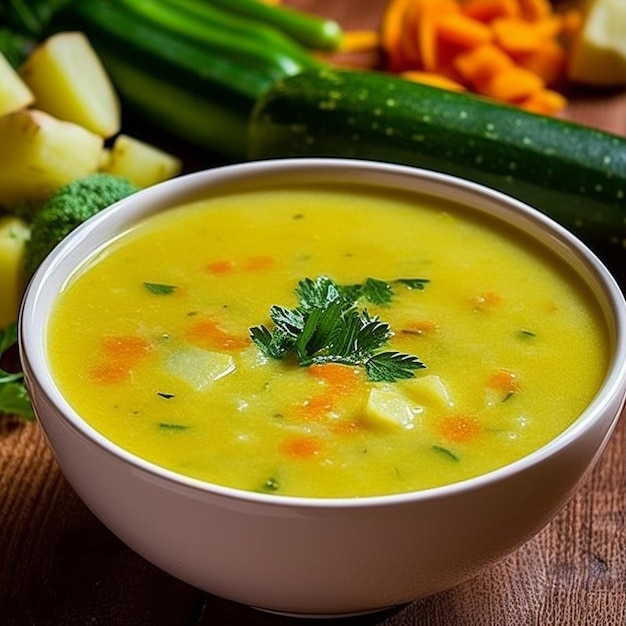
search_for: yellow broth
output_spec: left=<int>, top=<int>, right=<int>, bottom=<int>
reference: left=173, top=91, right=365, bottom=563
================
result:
left=47, top=185, right=608, bottom=497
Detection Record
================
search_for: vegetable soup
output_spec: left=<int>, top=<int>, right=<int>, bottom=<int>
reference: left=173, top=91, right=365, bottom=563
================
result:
left=47, top=185, right=608, bottom=497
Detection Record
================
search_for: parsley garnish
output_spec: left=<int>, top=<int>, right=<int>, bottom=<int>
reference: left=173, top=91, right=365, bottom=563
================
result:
left=144, top=282, right=177, bottom=295
left=250, top=276, right=427, bottom=382
left=0, top=323, right=34, bottom=421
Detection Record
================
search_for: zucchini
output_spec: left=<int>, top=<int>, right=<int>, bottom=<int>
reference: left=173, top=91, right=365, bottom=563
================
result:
left=248, top=66, right=626, bottom=250
left=48, top=0, right=317, bottom=159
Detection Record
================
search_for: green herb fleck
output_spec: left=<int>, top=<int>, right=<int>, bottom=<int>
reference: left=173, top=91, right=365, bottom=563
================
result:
left=250, top=276, right=426, bottom=383
left=157, top=392, right=175, bottom=399
left=159, top=422, right=188, bottom=430
left=262, top=477, right=280, bottom=492
left=518, top=330, right=536, bottom=339
left=144, top=282, right=177, bottom=295
left=432, top=445, right=458, bottom=462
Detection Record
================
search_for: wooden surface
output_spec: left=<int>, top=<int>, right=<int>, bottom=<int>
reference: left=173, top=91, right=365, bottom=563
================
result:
left=2, top=2, right=626, bottom=624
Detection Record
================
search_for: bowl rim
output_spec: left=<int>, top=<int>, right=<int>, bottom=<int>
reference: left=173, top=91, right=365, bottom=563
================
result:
left=19, top=157, right=626, bottom=509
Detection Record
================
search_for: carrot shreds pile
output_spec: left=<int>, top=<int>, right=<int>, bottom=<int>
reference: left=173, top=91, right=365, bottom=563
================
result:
left=380, top=0, right=582, bottom=114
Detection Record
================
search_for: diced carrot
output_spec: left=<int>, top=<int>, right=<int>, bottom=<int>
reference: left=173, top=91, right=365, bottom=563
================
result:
left=454, top=43, right=513, bottom=85
left=102, top=335, right=153, bottom=363
left=515, top=40, right=565, bottom=85
left=518, top=0, right=551, bottom=21
left=519, top=88, right=567, bottom=115
left=307, top=362, right=361, bottom=393
left=436, top=13, right=493, bottom=48
left=242, top=255, right=275, bottom=271
left=436, top=414, right=483, bottom=443
left=299, top=394, right=335, bottom=421
left=280, top=436, right=323, bottom=459
left=340, top=30, right=380, bottom=53
left=470, top=290, right=504, bottom=311
left=205, top=259, right=235, bottom=275
left=330, top=420, right=363, bottom=435
left=488, top=369, right=521, bottom=392
left=479, top=65, right=544, bottom=101
left=185, top=318, right=250, bottom=350
left=460, top=0, right=521, bottom=22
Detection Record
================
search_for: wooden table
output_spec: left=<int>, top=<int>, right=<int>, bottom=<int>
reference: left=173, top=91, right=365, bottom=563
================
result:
left=2, top=2, right=626, bottom=624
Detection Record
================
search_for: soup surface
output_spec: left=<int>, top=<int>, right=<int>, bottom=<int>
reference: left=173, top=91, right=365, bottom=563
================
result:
left=48, top=184, right=608, bottom=497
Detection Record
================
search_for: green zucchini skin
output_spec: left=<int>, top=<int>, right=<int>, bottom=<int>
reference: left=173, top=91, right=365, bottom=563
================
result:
left=248, top=67, right=626, bottom=249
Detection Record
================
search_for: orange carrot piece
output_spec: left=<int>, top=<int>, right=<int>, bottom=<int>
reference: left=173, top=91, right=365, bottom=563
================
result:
left=436, top=12, right=493, bottom=48
left=516, top=39, right=565, bottom=85
left=88, top=362, right=133, bottom=385
left=185, top=318, right=250, bottom=350
left=519, top=88, right=567, bottom=115
left=299, top=394, right=335, bottom=421
left=330, top=420, right=363, bottom=435
left=491, top=17, right=551, bottom=54
left=205, top=259, right=236, bottom=275
left=381, top=0, right=414, bottom=70
left=479, top=65, right=544, bottom=101
left=436, top=414, right=483, bottom=443
left=340, top=30, right=380, bottom=53
left=454, top=43, right=513, bottom=85
left=488, top=369, right=521, bottom=392
left=460, top=0, right=521, bottom=22
left=402, top=70, right=467, bottom=90
left=280, top=436, right=323, bottom=458
left=307, top=362, right=361, bottom=393
left=470, top=290, right=504, bottom=310
left=518, top=0, right=551, bottom=21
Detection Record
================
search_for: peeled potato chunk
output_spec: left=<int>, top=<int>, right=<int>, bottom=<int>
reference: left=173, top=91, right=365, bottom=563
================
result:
left=101, top=134, right=183, bottom=188
left=0, top=108, right=103, bottom=207
left=0, top=52, right=34, bottom=115
left=0, top=216, right=30, bottom=329
left=20, top=31, right=121, bottom=137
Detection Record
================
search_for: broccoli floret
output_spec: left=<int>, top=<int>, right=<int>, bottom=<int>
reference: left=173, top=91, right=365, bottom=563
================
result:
left=24, top=173, right=139, bottom=277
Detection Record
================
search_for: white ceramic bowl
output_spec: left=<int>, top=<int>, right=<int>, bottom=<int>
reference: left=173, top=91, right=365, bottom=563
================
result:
left=19, top=159, right=626, bottom=617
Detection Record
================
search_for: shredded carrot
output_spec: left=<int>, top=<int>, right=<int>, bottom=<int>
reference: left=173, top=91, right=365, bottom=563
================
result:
left=519, top=88, right=567, bottom=115
left=340, top=30, right=380, bottom=53
left=280, top=436, right=323, bottom=459
left=436, top=414, right=483, bottom=443
left=185, top=318, right=250, bottom=350
left=379, top=0, right=578, bottom=114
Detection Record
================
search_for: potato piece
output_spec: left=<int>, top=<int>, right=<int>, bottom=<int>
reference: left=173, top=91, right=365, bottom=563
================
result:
left=0, top=216, right=30, bottom=329
left=164, top=346, right=235, bottom=391
left=20, top=31, right=121, bottom=137
left=101, top=134, right=183, bottom=188
left=365, top=386, right=420, bottom=430
left=0, top=109, right=104, bottom=207
left=397, top=374, right=454, bottom=410
left=567, top=0, right=626, bottom=85
left=0, top=52, right=34, bottom=115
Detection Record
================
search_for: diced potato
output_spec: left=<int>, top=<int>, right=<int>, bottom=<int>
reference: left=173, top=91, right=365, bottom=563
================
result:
left=101, top=134, right=183, bottom=188
left=0, top=52, right=34, bottom=115
left=164, top=346, right=235, bottom=391
left=365, top=386, right=420, bottom=430
left=0, top=216, right=30, bottom=328
left=567, top=0, right=626, bottom=85
left=397, top=374, right=454, bottom=410
left=0, top=108, right=103, bottom=207
left=19, top=31, right=121, bottom=137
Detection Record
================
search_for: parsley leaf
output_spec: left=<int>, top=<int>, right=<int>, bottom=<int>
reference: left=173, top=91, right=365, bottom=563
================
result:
left=0, top=322, right=34, bottom=421
left=144, top=282, right=177, bottom=295
left=250, top=276, right=427, bottom=382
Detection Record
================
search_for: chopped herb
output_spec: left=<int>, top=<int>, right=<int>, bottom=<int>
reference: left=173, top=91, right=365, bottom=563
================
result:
left=432, top=445, right=458, bottom=462
left=144, top=282, right=177, bottom=295
left=157, top=392, right=175, bottom=399
left=0, top=323, right=33, bottom=421
left=262, top=477, right=280, bottom=492
left=518, top=330, right=536, bottom=339
left=396, top=278, right=430, bottom=290
left=250, top=276, right=426, bottom=383
left=159, top=422, right=188, bottom=430
left=502, top=391, right=515, bottom=402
